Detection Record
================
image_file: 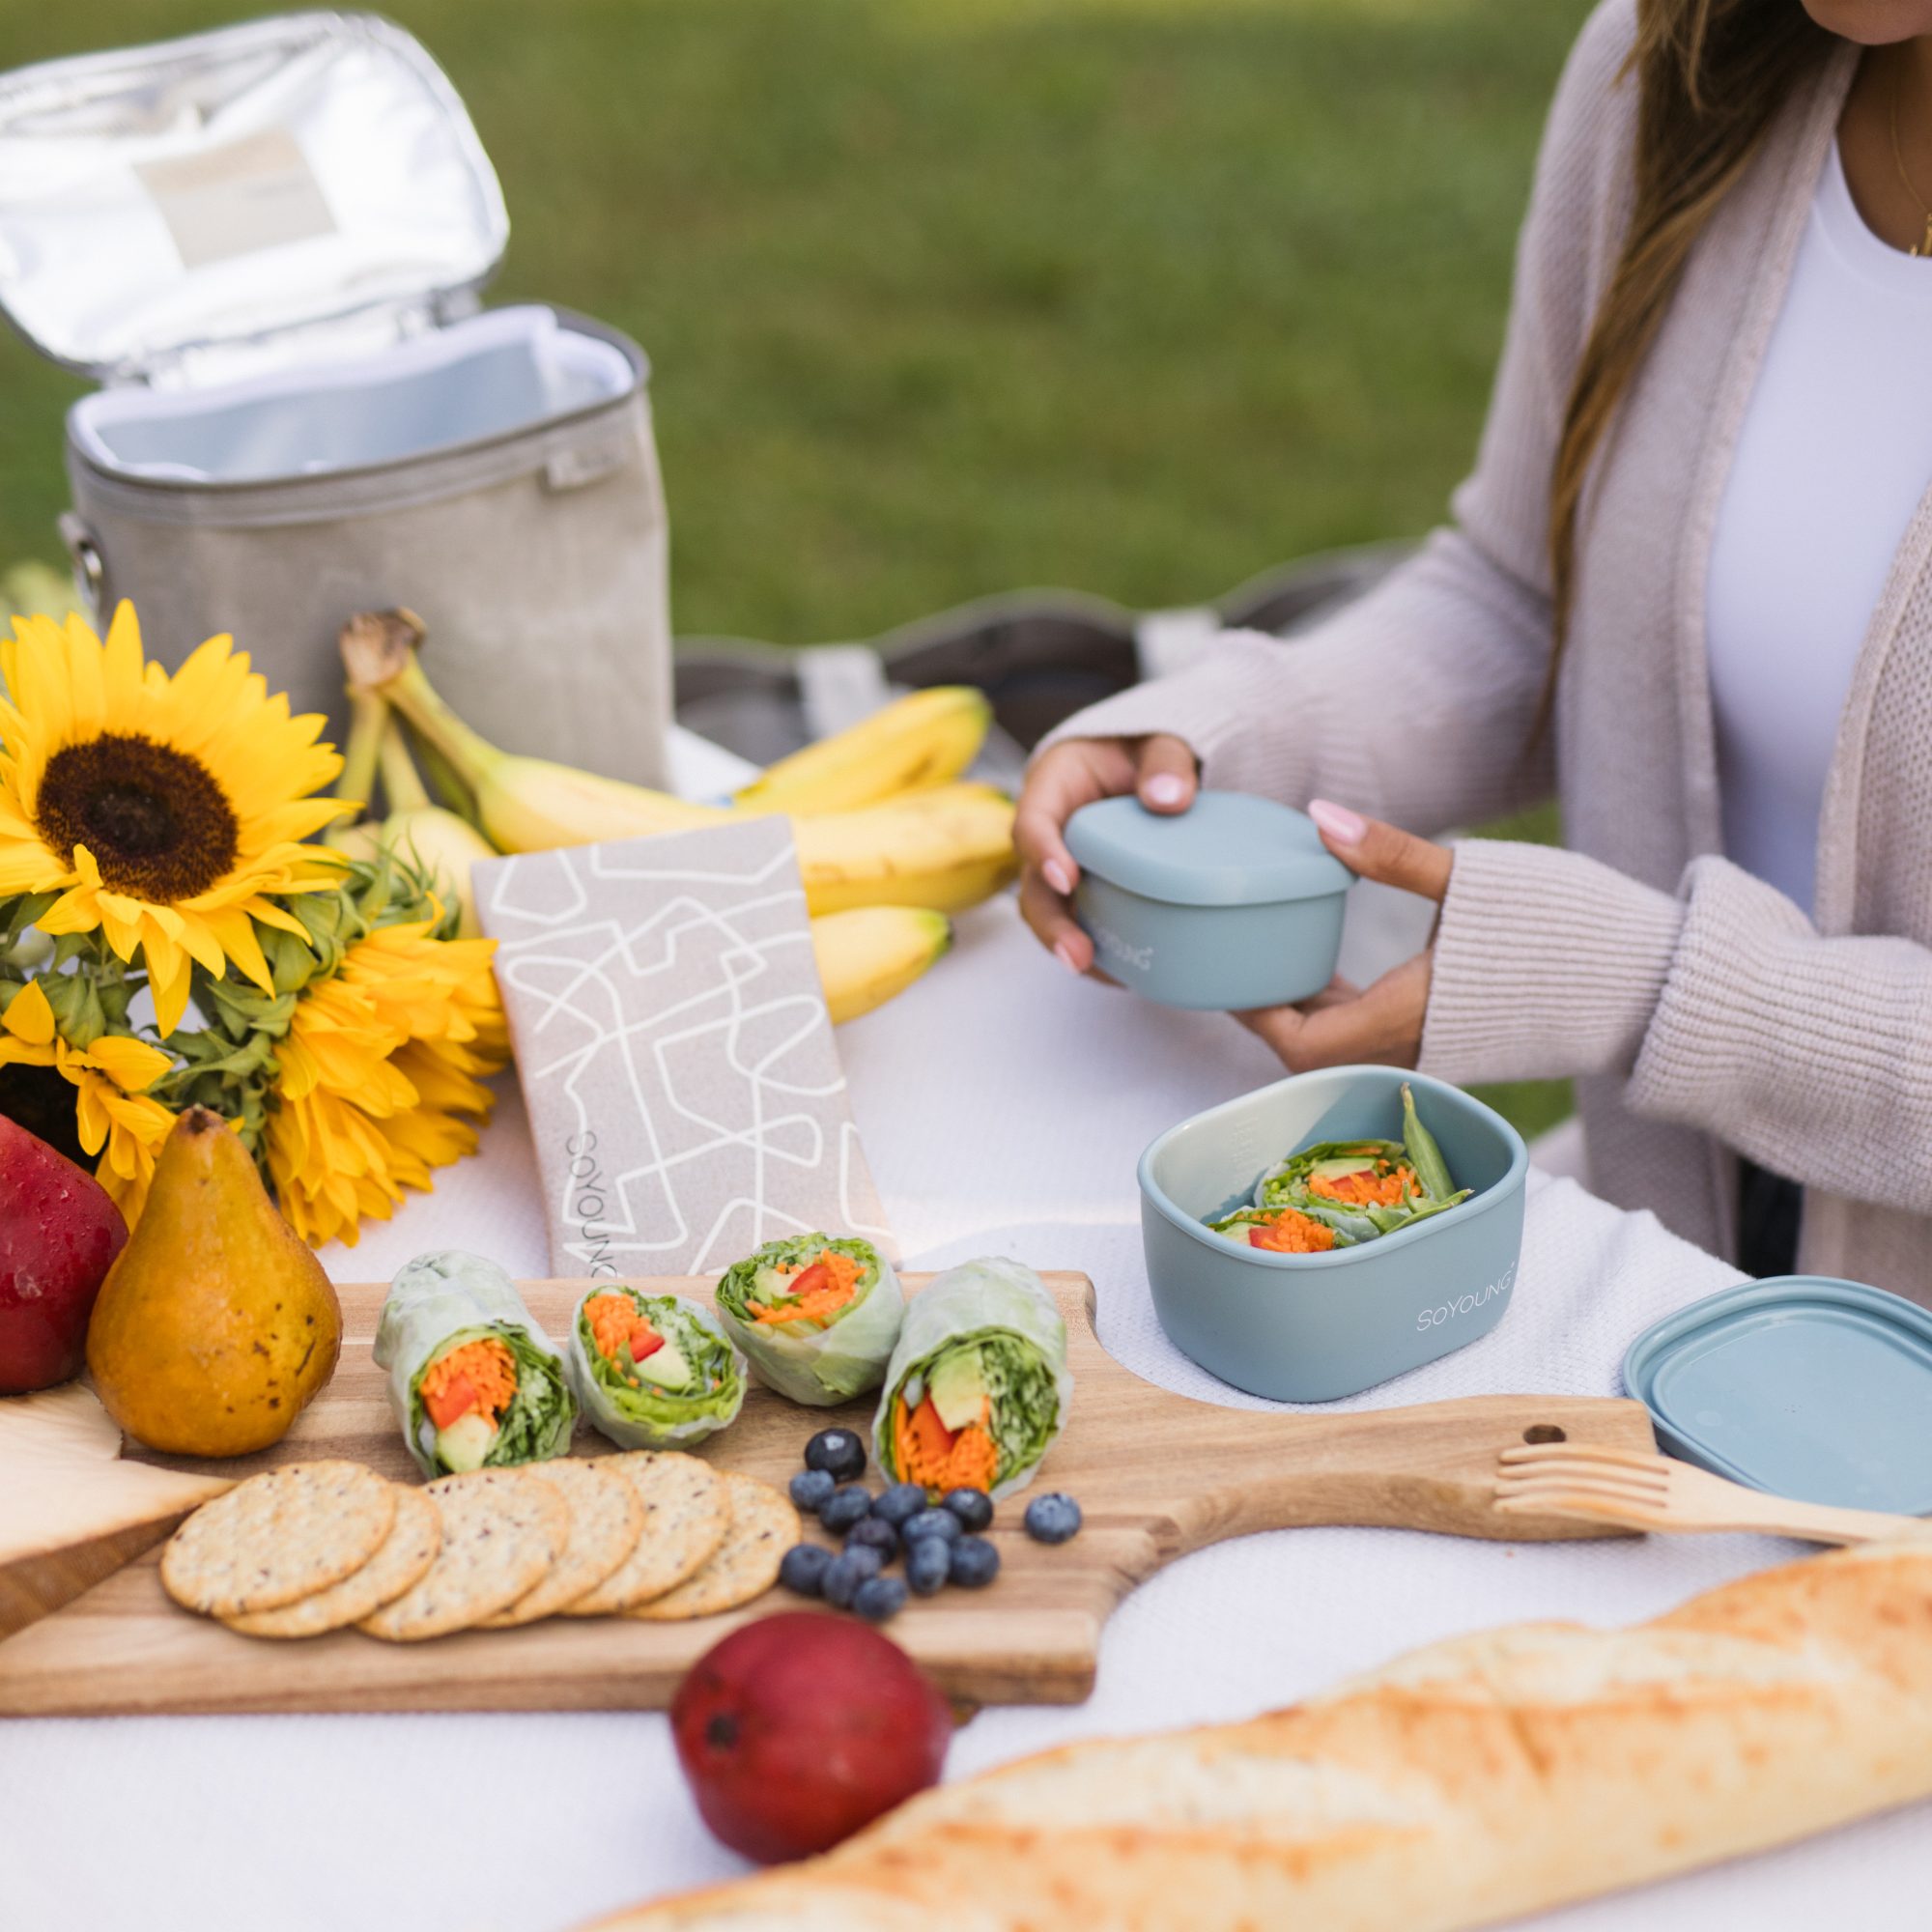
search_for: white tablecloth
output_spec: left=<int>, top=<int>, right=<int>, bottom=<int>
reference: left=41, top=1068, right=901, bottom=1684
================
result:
left=5, top=895, right=1927, bottom=1930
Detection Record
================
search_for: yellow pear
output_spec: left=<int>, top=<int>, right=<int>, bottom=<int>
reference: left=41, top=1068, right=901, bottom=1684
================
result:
left=86, top=1108, right=342, bottom=1457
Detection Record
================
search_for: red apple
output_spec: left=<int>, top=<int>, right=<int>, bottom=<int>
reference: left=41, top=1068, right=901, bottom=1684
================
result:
left=671, top=1612, right=952, bottom=1862
left=0, top=1112, right=128, bottom=1393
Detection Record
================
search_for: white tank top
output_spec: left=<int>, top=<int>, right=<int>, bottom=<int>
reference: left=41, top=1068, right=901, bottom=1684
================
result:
left=1706, top=139, right=1932, bottom=918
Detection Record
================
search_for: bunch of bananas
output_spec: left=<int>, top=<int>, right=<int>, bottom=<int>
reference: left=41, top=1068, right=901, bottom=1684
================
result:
left=330, top=611, right=1016, bottom=1025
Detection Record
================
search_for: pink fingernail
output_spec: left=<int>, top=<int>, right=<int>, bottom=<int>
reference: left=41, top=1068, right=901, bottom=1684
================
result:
left=1043, top=858, right=1073, bottom=895
left=1144, top=773, right=1186, bottom=807
left=1308, top=798, right=1367, bottom=845
left=1053, top=939, right=1083, bottom=976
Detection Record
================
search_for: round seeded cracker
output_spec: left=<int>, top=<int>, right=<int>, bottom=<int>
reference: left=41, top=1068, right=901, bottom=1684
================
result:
left=161, top=1462, right=396, bottom=1619
left=629, top=1473, right=797, bottom=1621
left=562, top=1452, right=728, bottom=1616
left=358, top=1468, right=568, bottom=1642
left=478, top=1457, right=645, bottom=1628
left=222, top=1488, right=441, bottom=1638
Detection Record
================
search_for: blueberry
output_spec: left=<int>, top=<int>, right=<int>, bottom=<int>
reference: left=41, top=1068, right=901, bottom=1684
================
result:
left=902, top=1507, right=961, bottom=1546
left=905, top=1536, right=952, bottom=1596
left=871, top=1482, right=928, bottom=1528
left=851, top=1575, right=909, bottom=1623
left=941, top=1487, right=993, bottom=1532
left=1023, top=1492, right=1083, bottom=1545
left=788, top=1469, right=836, bottom=1515
left=804, top=1428, right=867, bottom=1483
left=821, top=1547, right=883, bottom=1608
left=779, top=1543, right=833, bottom=1597
left=845, top=1516, right=898, bottom=1560
left=949, top=1535, right=1001, bottom=1588
left=819, top=1484, right=873, bottom=1534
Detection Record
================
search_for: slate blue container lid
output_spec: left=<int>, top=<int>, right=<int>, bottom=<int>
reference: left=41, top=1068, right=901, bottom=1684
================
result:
left=1065, top=790, right=1354, bottom=907
left=1622, top=1276, right=1932, bottom=1515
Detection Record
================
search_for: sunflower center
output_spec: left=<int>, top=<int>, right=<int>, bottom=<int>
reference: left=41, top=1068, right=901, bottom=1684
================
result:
left=37, top=733, right=240, bottom=903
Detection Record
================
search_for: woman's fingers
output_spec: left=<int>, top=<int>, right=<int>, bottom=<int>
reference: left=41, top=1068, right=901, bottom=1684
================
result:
left=1307, top=800, right=1453, bottom=904
left=1234, top=952, right=1434, bottom=1073
left=1014, top=738, right=1137, bottom=903
left=1015, top=735, right=1199, bottom=965
left=1135, top=733, right=1199, bottom=813
left=1018, top=867, right=1094, bottom=974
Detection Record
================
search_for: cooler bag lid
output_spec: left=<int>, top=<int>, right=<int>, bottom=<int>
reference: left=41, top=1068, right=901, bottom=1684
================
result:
left=0, top=12, right=509, bottom=386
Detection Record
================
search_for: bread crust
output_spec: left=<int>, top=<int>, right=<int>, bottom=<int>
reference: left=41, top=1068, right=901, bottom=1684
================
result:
left=586, top=1534, right=1932, bottom=1931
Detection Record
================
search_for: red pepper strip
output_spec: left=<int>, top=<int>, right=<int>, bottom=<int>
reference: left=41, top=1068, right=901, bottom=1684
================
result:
left=424, top=1373, right=478, bottom=1431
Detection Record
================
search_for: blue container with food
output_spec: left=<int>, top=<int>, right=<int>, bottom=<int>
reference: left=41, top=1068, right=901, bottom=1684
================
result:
left=1622, top=1277, right=1932, bottom=1515
left=1065, top=790, right=1354, bottom=1010
left=1138, top=1066, right=1526, bottom=1401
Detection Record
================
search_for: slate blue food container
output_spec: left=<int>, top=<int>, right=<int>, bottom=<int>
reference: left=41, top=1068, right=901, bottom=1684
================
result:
left=1065, top=791, right=1354, bottom=1010
left=1138, top=1066, right=1527, bottom=1401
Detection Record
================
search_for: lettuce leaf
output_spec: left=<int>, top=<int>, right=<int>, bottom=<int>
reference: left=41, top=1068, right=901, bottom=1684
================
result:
left=714, top=1232, right=905, bottom=1406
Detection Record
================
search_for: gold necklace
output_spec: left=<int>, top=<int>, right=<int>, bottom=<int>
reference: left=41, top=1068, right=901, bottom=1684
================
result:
left=1889, top=64, right=1932, bottom=257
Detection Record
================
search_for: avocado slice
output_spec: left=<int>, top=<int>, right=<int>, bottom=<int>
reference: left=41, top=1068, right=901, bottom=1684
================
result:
left=633, top=1336, right=694, bottom=1391
left=928, top=1347, right=987, bottom=1431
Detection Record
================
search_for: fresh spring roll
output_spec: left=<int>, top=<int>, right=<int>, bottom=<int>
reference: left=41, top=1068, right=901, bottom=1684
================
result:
left=374, top=1250, right=578, bottom=1477
left=569, top=1284, right=747, bottom=1449
left=713, top=1233, right=905, bottom=1406
left=871, top=1257, right=1072, bottom=1502
left=1241, top=1084, right=1471, bottom=1248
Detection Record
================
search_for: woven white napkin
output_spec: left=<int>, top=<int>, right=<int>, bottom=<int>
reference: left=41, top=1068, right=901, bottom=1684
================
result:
left=473, top=818, right=895, bottom=1277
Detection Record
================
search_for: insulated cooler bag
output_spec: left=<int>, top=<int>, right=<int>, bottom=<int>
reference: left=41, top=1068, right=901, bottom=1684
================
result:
left=0, top=12, right=672, bottom=786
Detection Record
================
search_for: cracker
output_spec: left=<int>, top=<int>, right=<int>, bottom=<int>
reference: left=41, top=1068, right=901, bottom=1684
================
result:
left=477, top=1458, right=645, bottom=1628
left=223, top=1488, right=441, bottom=1639
left=161, top=1462, right=396, bottom=1619
left=629, top=1473, right=797, bottom=1621
left=357, top=1468, right=567, bottom=1642
left=562, top=1452, right=728, bottom=1616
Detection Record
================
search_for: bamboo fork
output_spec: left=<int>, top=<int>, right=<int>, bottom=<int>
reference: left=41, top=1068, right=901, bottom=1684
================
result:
left=1493, top=1440, right=1929, bottom=1546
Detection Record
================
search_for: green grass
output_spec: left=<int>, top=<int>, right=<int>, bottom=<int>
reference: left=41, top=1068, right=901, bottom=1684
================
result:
left=0, top=0, right=1588, bottom=1135
left=0, top=0, right=1589, bottom=639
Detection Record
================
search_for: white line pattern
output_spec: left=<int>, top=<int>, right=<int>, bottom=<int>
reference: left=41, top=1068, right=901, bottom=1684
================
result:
left=476, top=820, right=896, bottom=1277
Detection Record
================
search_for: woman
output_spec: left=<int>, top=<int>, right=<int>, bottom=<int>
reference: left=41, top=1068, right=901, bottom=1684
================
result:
left=1015, top=0, right=1932, bottom=1301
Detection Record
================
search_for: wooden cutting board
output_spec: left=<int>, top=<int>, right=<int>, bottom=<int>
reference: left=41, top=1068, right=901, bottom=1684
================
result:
left=0, top=1272, right=1654, bottom=1715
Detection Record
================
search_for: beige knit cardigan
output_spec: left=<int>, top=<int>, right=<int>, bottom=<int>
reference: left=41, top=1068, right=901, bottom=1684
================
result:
left=1039, top=3, right=1932, bottom=1302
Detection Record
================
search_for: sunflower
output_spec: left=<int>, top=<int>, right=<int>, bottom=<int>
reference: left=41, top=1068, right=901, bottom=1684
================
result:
left=0, top=604, right=349, bottom=1036
left=264, top=919, right=510, bottom=1247
left=0, top=977, right=175, bottom=1223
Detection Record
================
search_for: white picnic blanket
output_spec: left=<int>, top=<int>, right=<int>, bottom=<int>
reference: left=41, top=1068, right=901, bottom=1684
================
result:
left=3, top=894, right=1926, bottom=1932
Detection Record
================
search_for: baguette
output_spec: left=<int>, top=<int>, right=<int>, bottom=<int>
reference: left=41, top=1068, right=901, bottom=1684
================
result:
left=588, top=1532, right=1932, bottom=1931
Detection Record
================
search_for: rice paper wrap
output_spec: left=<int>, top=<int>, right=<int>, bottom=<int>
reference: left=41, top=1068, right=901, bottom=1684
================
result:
left=373, top=1250, right=577, bottom=1478
left=714, top=1233, right=905, bottom=1406
left=870, top=1257, right=1072, bottom=1502
left=568, top=1284, right=747, bottom=1449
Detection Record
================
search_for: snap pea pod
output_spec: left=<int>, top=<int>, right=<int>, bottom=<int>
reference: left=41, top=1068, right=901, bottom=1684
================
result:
left=1402, top=1082, right=1458, bottom=1202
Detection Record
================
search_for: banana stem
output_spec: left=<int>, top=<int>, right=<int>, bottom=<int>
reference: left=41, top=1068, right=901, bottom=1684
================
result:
left=377, top=719, right=433, bottom=813
left=378, top=650, right=507, bottom=795
left=334, top=688, right=388, bottom=810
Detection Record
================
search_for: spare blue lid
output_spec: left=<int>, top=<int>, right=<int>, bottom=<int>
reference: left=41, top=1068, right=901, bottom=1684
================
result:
left=1064, top=790, right=1354, bottom=908
left=1622, top=1277, right=1932, bottom=1515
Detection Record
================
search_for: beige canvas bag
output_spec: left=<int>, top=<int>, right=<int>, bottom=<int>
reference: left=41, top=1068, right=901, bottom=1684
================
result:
left=0, top=13, right=671, bottom=786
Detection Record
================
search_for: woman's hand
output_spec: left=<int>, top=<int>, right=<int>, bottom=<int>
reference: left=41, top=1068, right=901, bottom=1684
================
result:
left=1234, top=801, right=1454, bottom=1071
left=1015, top=733, right=1199, bottom=975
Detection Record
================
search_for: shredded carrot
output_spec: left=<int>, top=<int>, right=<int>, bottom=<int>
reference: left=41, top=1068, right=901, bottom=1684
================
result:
left=1249, top=1209, right=1337, bottom=1254
left=584, top=1292, right=662, bottom=1372
left=894, top=1391, right=999, bottom=1495
left=1308, top=1165, right=1419, bottom=1209
left=420, top=1337, right=518, bottom=1425
left=752, top=1248, right=863, bottom=1325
